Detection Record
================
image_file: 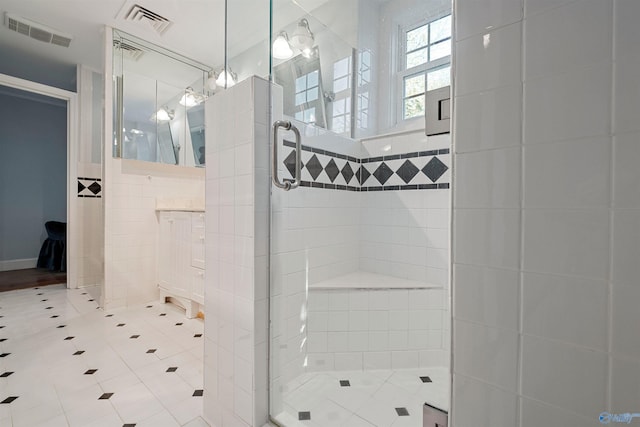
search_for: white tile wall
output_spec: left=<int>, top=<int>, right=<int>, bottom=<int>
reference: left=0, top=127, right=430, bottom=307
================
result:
left=453, top=1, right=640, bottom=425
left=103, top=161, right=204, bottom=309
left=203, top=77, right=270, bottom=427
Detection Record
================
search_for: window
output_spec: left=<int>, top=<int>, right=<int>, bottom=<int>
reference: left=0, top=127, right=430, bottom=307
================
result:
left=331, top=57, right=352, bottom=134
left=294, top=70, right=319, bottom=124
left=400, top=14, right=451, bottom=120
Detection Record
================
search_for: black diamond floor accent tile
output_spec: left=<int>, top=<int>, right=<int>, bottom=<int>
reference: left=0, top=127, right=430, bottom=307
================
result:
left=166, top=367, right=178, bottom=373
left=57, top=325, right=66, bottom=328
left=339, top=380, right=350, bottom=387
left=0, top=339, right=6, bottom=342
left=45, top=307, right=53, bottom=310
left=283, top=150, right=297, bottom=178
left=0, top=326, right=4, bottom=329
left=0, top=372, right=13, bottom=378
left=1, top=396, right=18, bottom=404
left=159, top=313, right=166, bottom=317
left=341, top=162, right=354, bottom=184
left=146, top=305, right=153, bottom=308
left=396, top=407, right=409, bottom=416
left=123, top=424, right=136, bottom=427
left=298, top=411, right=311, bottom=421
left=194, top=334, right=202, bottom=338
left=396, top=159, right=420, bottom=184
left=324, top=158, right=340, bottom=183
left=105, top=314, right=113, bottom=317
left=81, top=292, right=87, bottom=295
left=88, top=299, right=94, bottom=302
left=192, top=389, right=203, bottom=397
left=41, top=299, right=48, bottom=302
left=73, top=351, right=85, bottom=356
left=37, top=293, right=43, bottom=296
left=130, top=335, right=140, bottom=339
left=50, top=315, right=59, bottom=318
left=373, top=162, right=394, bottom=185
left=422, top=157, right=448, bottom=182
left=64, top=336, right=74, bottom=341
left=98, top=393, right=113, bottom=400
left=146, top=349, right=157, bottom=354
left=305, top=154, right=323, bottom=181
left=175, top=323, right=183, bottom=326
left=420, top=376, right=432, bottom=383
left=117, top=323, right=125, bottom=327
left=84, top=369, right=98, bottom=375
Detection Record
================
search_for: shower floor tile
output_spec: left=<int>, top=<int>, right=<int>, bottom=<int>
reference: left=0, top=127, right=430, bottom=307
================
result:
left=275, top=367, right=449, bottom=427
left=0, top=284, right=208, bottom=427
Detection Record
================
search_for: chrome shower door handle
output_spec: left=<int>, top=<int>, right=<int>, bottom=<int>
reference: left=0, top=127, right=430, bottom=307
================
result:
left=272, top=120, right=301, bottom=191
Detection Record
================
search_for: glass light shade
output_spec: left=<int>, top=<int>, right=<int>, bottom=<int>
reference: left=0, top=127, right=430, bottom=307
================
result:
left=216, top=70, right=236, bottom=88
left=290, top=19, right=314, bottom=52
left=153, top=107, right=174, bottom=121
left=179, top=87, right=206, bottom=107
left=273, top=32, right=293, bottom=59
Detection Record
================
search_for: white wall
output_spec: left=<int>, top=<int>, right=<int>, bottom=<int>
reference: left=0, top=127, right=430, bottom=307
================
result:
left=0, top=90, right=67, bottom=268
left=102, top=160, right=204, bottom=308
left=452, top=1, right=636, bottom=426
left=203, top=77, right=271, bottom=427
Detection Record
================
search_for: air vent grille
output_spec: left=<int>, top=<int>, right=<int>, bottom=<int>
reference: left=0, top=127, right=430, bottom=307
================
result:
left=4, top=13, right=72, bottom=48
left=124, top=4, right=172, bottom=35
left=113, top=40, right=144, bottom=61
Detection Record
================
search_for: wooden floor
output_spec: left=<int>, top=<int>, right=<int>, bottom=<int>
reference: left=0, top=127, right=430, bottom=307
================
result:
left=0, top=268, right=66, bottom=293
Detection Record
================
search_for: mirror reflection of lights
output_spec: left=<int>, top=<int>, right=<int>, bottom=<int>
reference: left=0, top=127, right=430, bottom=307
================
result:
left=179, top=87, right=207, bottom=107
left=152, top=106, right=174, bottom=122
left=273, top=31, right=293, bottom=59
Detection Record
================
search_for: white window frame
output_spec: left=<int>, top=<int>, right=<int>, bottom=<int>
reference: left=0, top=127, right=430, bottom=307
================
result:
left=397, top=13, right=452, bottom=123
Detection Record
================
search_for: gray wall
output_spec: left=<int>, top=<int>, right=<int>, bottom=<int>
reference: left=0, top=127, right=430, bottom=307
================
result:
left=0, top=89, right=67, bottom=263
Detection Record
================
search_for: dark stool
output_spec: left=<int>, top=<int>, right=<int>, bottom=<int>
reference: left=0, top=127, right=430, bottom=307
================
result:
left=37, top=221, right=66, bottom=272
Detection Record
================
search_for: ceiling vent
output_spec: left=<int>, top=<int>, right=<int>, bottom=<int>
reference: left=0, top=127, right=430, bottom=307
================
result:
left=4, top=13, right=72, bottom=47
left=113, top=40, right=144, bottom=61
left=121, top=4, right=172, bottom=35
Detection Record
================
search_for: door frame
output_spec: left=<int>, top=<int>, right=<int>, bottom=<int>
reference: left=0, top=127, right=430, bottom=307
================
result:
left=0, top=73, right=78, bottom=288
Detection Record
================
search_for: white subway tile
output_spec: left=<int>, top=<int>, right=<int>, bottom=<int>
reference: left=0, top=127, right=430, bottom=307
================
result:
left=611, top=357, right=640, bottom=414
left=523, top=208, right=609, bottom=279
left=524, top=136, right=611, bottom=208
left=454, top=147, right=521, bottom=209
left=455, top=23, right=522, bottom=97
left=455, top=0, right=523, bottom=40
left=454, top=85, right=522, bottom=153
left=525, top=1, right=612, bottom=80
left=391, top=351, right=420, bottom=369
left=454, top=320, right=518, bottom=391
left=453, top=208, right=520, bottom=269
left=612, top=281, right=640, bottom=360
left=453, top=374, right=518, bottom=427
left=334, top=353, right=363, bottom=371
left=523, top=272, right=608, bottom=350
left=522, top=335, right=607, bottom=416
left=524, top=62, right=611, bottom=145
left=454, top=264, right=519, bottom=330
left=364, top=351, right=391, bottom=370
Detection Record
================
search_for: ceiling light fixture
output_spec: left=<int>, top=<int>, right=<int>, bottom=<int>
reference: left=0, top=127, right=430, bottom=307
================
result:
left=272, top=31, right=293, bottom=59
left=290, top=18, right=314, bottom=58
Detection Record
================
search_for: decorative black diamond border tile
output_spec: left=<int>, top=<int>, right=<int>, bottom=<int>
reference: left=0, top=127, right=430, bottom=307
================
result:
left=283, top=140, right=450, bottom=191
left=78, top=177, right=102, bottom=198
left=298, top=411, right=311, bottom=420
left=396, top=407, right=410, bottom=416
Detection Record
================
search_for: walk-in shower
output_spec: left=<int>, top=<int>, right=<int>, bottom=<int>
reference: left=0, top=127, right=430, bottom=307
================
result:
left=209, top=0, right=453, bottom=425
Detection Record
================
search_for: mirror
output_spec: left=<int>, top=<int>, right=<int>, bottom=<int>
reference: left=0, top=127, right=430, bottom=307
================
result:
left=112, top=29, right=211, bottom=167
left=274, top=47, right=327, bottom=129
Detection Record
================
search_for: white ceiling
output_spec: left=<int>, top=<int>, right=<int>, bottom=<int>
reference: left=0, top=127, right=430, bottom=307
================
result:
left=0, top=0, right=226, bottom=82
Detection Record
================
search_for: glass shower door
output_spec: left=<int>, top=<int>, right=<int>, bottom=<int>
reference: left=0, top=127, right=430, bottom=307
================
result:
left=268, top=1, right=453, bottom=426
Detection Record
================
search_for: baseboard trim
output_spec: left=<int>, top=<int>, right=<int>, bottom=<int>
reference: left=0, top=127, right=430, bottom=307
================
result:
left=0, top=258, right=38, bottom=272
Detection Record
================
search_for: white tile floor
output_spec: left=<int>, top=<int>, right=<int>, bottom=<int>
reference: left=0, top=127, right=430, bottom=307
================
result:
left=0, top=284, right=208, bottom=427
left=274, top=367, right=449, bottom=427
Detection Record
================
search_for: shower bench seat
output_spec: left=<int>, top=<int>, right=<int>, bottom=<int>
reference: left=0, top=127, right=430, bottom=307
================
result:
left=308, top=270, right=442, bottom=290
